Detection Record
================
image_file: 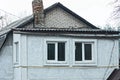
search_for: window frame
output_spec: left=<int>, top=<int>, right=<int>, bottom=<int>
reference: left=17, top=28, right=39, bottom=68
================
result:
left=47, top=42, right=65, bottom=62
left=44, top=38, right=69, bottom=65
left=73, top=39, right=97, bottom=66
left=75, top=42, right=93, bottom=62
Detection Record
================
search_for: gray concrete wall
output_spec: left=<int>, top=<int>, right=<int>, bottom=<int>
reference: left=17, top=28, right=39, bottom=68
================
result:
left=0, top=33, right=13, bottom=80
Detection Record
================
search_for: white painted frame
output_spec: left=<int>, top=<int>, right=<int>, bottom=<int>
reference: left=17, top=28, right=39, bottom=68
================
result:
left=43, top=38, right=69, bottom=66
left=46, top=42, right=66, bottom=62
left=75, top=42, right=93, bottom=62
left=72, top=39, right=98, bottom=66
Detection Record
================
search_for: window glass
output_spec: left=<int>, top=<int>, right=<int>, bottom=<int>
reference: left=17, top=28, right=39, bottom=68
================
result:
left=15, top=42, right=19, bottom=62
left=47, top=43, right=55, bottom=60
left=75, top=42, right=82, bottom=61
left=58, top=43, right=65, bottom=61
left=84, top=44, right=92, bottom=60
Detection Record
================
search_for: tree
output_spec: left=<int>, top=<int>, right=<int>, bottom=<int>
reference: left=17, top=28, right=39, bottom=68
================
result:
left=0, top=9, right=31, bottom=29
left=0, top=10, right=17, bottom=29
left=0, top=14, right=13, bottom=29
left=111, top=0, right=120, bottom=26
left=103, top=24, right=116, bottom=30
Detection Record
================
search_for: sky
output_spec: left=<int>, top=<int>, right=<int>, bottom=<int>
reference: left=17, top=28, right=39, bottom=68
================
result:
left=0, top=0, right=116, bottom=28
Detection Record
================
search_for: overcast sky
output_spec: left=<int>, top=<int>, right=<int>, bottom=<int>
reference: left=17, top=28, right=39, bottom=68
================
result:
left=0, top=0, right=115, bottom=28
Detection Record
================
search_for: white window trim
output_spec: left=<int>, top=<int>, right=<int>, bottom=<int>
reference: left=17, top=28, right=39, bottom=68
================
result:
left=46, top=42, right=66, bottom=63
left=73, top=39, right=97, bottom=66
left=75, top=42, right=94, bottom=62
left=13, top=34, right=21, bottom=66
left=43, top=38, right=69, bottom=65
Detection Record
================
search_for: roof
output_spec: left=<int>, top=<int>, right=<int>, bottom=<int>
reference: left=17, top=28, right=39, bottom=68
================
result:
left=107, top=69, right=120, bottom=80
left=14, top=28, right=119, bottom=34
left=0, top=2, right=98, bottom=36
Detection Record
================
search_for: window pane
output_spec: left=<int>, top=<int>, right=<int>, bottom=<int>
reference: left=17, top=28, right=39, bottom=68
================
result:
left=47, top=43, right=55, bottom=60
left=58, top=43, right=65, bottom=61
left=15, top=42, right=19, bottom=62
left=75, top=43, right=82, bottom=61
left=85, top=44, right=92, bottom=60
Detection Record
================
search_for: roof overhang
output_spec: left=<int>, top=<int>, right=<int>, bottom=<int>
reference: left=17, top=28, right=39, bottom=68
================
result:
left=13, top=28, right=120, bottom=39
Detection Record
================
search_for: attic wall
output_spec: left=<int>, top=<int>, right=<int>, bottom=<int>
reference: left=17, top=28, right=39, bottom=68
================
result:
left=45, top=7, right=90, bottom=28
left=0, top=33, right=13, bottom=80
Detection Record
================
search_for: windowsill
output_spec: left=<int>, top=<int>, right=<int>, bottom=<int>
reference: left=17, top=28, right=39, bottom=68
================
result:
left=44, top=63, right=69, bottom=67
left=13, top=64, right=20, bottom=68
left=73, top=61, right=97, bottom=67
left=75, top=60, right=94, bottom=63
left=46, top=60, right=67, bottom=63
left=44, top=61, right=69, bottom=67
left=44, top=64, right=69, bottom=67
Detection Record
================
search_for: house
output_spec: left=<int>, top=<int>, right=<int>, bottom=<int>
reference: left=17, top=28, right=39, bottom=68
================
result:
left=0, top=0, right=119, bottom=80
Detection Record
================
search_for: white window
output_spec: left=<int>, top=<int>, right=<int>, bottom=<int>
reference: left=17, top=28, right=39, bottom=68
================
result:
left=73, top=39, right=97, bottom=66
left=75, top=42, right=93, bottom=61
left=47, top=42, right=65, bottom=62
left=44, top=38, right=69, bottom=66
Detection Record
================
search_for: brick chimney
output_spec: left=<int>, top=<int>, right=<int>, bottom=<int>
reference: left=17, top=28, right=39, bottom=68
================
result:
left=32, top=0, right=44, bottom=27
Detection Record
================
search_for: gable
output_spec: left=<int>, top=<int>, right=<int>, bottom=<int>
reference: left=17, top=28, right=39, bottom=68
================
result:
left=45, top=7, right=91, bottom=29
left=24, top=3, right=98, bottom=29
left=24, top=7, right=93, bottom=29
left=44, top=3, right=98, bottom=29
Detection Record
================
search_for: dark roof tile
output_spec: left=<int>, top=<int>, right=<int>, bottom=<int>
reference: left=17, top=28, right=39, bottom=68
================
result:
left=13, top=28, right=119, bottom=34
